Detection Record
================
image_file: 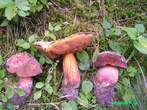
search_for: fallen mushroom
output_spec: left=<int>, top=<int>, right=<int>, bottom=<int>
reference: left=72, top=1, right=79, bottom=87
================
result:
left=5, top=52, right=42, bottom=105
left=92, top=51, right=127, bottom=106
left=33, top=32, right=97, bottom=100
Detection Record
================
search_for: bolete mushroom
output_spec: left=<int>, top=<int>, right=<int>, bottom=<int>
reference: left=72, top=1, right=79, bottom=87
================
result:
left=5, top=52, right=42, bottom=105
left=92, top=51, right=127, bottom=106
left=33, top=32, right=97, bottom=100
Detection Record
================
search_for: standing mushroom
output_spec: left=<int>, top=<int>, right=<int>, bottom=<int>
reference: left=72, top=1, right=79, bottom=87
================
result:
left=92, top=51, right=127, bottom=106
left=5, top=52, right=42, bottom=105
left=33, top=32, right=97, bottom=100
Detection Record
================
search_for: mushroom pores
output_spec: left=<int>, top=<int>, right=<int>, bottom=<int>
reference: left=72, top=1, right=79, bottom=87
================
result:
left=93, top=66, right=119, bottom=85
left=92, top=66, right=119, bottom=106
left=61, top=53, right=80, bottom=100
left=11, top=78, right=33, bottom=105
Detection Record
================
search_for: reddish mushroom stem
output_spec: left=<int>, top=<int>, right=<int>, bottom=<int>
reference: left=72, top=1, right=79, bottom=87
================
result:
left=61, top=53, right=80, bottom=100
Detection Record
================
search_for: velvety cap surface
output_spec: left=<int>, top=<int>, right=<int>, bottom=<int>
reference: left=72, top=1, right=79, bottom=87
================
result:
left=95, top=51, right=127, bottom=69
left=33, top=32, right=97, bottom=58
left=5, top=52, right=42, bottom=77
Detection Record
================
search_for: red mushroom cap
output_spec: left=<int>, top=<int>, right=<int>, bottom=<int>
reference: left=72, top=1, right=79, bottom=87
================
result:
left=11, top=78, right=33, bottom=105
left=94, top=51, right=127, bottom=69
left=5, top=52, right=42, bottom=77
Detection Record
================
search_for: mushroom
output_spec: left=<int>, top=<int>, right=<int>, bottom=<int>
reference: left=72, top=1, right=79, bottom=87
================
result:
left=5, top=52, right=42, bottom=105
left=33, top=32, right=97, bottom=100
left=92, top=51, right=127, bottom=106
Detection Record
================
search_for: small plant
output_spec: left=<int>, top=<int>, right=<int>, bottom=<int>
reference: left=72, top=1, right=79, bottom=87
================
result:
left=0, top=0, right=47, bottom=21
left=119, top=24, right=147, bottom=55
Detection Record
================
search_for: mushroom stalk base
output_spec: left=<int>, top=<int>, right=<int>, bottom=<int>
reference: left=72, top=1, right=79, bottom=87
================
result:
left=11, top=78, right=33, bottom=105
left=61, top=53, right=80, bottom=100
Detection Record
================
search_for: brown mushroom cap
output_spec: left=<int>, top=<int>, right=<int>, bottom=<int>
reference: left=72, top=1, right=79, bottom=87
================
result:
left=94, top=51, right=127, bottom=69
left=5, top=52, right=42, bottom=77
left=33, top=32, right=97, bottom=59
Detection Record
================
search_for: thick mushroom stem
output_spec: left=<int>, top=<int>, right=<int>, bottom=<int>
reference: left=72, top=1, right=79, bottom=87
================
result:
left=92, top=66, right=119, bottom=106
left=61, top=53, right=80, bottom=100
left=11, top=78, right=33, bottom=105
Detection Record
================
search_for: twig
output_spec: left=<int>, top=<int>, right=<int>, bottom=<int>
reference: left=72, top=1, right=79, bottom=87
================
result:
left=26, top=102, right=60, bottom=110
left=115, top=13, right=147, bottom=23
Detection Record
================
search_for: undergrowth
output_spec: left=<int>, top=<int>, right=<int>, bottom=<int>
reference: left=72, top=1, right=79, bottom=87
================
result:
left=0, top=0, right=147, bottom=110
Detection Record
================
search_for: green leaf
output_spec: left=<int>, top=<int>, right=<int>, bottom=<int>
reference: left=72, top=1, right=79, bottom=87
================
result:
left=0, top=69, right=5, bottom=78
left=62, top=101, right=78, bottom=110
left=54, top=25, right=61, bottom=31
left=120, top=27, right=138, bottom=40
left=79, top=60, right=90, bottom=71
left=16, top=39, right=30, bottom=49
left=127, top=66, right=137, bottom=77
left=16, top=88, right=25, bottom=96
left=121, top=78, right=131, bottom=87
left=45, top=31, right=56, bottom=41
left=134, top=41, right=147, bottom=55
left=0, top=55, right=3, bottom=65
left=18, top=10, right=29, bottom=17
left=77, top=93, right=89, bottom=107
left=82, top=80, right=93, bottom=94
left=33, top=90, right=42, bottom=100
left=15, top=0, right=30, bottom=11
left=46, top=58, right=53, bottom=64
left=39, top=55, right=45, bottom=65
left=0, top=0, right=13, bottom=9
left=48, top=23, right=54, bottom=31
left=0, top=20, right=9, bottom=27
left=77, top=51, right=90, bottom=71
left=138, top=36, right=147, bottom=48
left=76, top=50, right=89, bottom=62
left=35, top=82, right=44, bottom=89
left=135, top=24, right=145, bottom=33
left=28, top=0, right=37, bottom=5
left=46, top=74, right=52, bottom=83
left=21, top=42, right=30, bottom=49
left=6, top=103, right=14, bottom=110
left=102, top=19, right=112, bottom=30
left=1, top=95, right=8, bottom=102
left=0, top=79, right=4, bottom=84
left=92, top=48, right=99, bottom=62
left=44, top=84, right=53, bottom=94
left=6, top=87, right=14, bottom=99
left=28, top=34, right=37, bottom=43
left=0, top=105, right=3, bottom=110
left=109, top=40, right=124, bottom=54
left=123, top=89, right=135, bottom=101
left=5, top=4, right=17, bottom=20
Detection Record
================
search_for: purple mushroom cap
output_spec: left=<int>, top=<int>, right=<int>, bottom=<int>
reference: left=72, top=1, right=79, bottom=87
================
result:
left=5, top=52, right=42, bottom=77
left=94, top=51, right=127, bottom=69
